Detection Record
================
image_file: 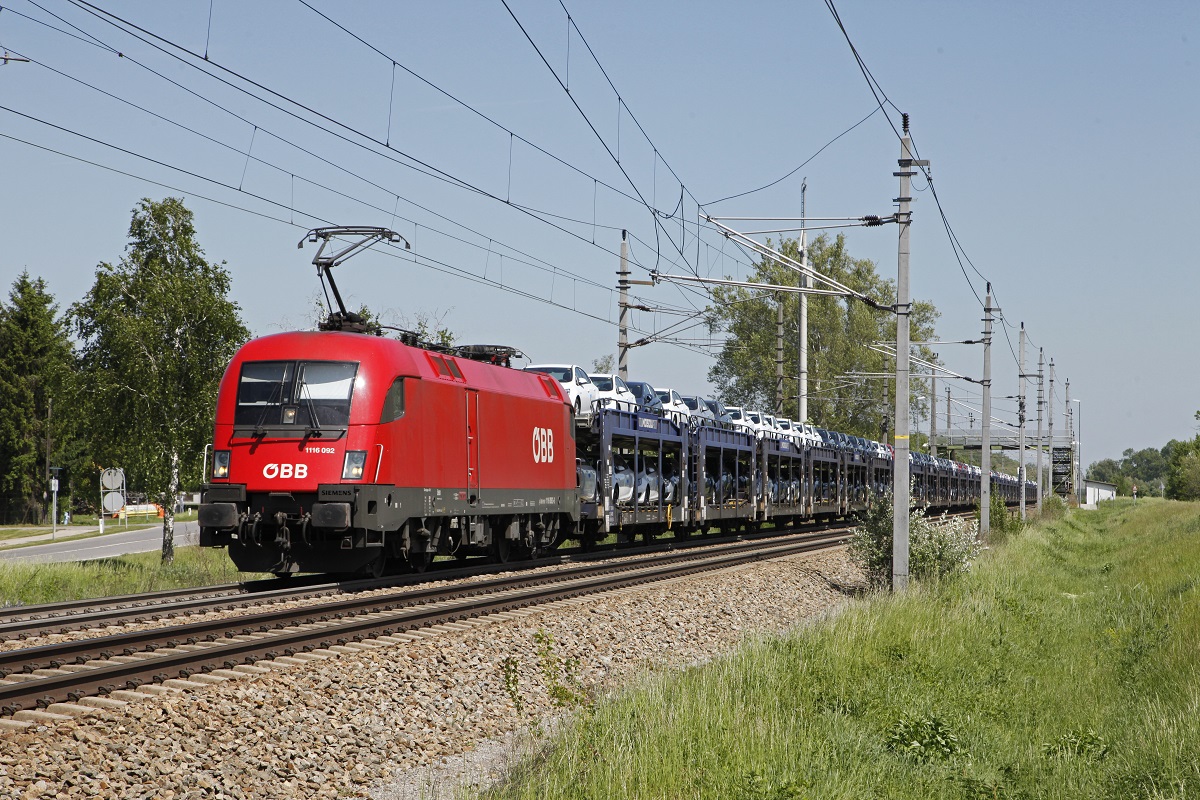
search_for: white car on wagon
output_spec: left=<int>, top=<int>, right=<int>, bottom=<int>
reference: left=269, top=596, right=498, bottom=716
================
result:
left=588, top=373, right=638, bottom=412
left=654, top=387, right=692, bottom=424
left=524, top=364, right=601, bottom=420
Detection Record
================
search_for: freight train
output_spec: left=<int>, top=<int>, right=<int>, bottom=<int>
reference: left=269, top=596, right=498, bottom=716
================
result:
left=197, top=329, right=1033, bottom=576
left=197, top=226, right=1033, bottom=576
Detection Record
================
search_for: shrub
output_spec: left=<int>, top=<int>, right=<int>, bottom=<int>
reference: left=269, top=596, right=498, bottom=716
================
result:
left=1040, top=493, right=1066, bottom=520
left=849, top=492, right=982, bottom=589
left=884, top=713, right=965, bottom=762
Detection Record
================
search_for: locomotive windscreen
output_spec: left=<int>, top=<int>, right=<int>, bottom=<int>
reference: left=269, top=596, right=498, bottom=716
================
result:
left=234, top=360, right=358, bottom=429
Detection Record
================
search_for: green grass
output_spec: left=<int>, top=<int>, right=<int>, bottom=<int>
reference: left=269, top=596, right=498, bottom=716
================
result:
left=489, top=498, right=1200, bottom=799
left=0, top=545, right=263, bottom=607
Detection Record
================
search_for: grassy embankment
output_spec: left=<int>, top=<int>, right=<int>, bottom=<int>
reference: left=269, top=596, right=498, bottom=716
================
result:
left=491, top=499, right=1200, bottom=799
left=0, top=544, right=261, bottom=607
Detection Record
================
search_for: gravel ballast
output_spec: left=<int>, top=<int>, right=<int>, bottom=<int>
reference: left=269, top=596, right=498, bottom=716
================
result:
left=1, top=549, right=863, bottom=799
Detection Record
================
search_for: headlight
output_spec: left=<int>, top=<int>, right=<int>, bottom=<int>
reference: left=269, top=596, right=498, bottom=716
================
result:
left=342, top=451, right=367, bottom=480
left=212, top=451, right=231, bottom=479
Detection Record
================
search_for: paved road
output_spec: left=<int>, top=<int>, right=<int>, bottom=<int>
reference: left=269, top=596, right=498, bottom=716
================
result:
left=0, top=522, right=200, bottom=564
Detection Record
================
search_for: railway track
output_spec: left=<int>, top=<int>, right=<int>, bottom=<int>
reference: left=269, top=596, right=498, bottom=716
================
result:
left=0, top=519, right=855, bottom=642
left=0, top=562, right=527, bottom=642
left=0, top=529, right=848, bottom=720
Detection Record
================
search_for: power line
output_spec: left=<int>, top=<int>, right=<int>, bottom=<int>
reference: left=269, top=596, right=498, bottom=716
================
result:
left=61, top=0, right=667, bottom=288
left=291, top=0, right=659, bottom=216
left=703, top=106, right=880, bottom=206
left=500, top=0, right=705, bottom=285
left=823, top=0, right=904, bottom=141
left=0, top=106, right=721, bottom=361
left=0, top=98, right=611, bottom=296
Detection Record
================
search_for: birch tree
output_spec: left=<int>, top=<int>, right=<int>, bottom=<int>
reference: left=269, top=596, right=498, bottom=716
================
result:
left=72, top=198, right=248, bottom=562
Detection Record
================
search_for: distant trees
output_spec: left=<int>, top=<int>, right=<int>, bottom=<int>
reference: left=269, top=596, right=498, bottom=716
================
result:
left=1166, top=439, right=1200, bottom=501
left=0, top=273, right=76, bottom=524
left=706, top=233, right=940, bottom=439
left=1088, top=445, right=1172, bottom=496
left=72, top=198, right=248, bottom=563
left=1086, top=437, right=1200, bottom=500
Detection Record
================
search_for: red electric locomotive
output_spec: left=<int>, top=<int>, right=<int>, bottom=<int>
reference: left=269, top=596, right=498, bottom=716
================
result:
left=199, top=228, right=578, bottom=575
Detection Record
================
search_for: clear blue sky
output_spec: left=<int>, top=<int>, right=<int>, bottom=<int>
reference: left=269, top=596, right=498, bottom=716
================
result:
left=1, top=0, right=1196, bottom=470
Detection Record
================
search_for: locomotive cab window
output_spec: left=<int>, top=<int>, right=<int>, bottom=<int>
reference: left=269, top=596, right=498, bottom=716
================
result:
left=234, top=360, right=359, bottom=429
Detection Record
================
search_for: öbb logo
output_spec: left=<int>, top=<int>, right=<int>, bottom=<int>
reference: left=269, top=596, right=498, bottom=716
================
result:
left=263, top=463, right=308, bottom=479
left=532, top=427, right=554, bottom=464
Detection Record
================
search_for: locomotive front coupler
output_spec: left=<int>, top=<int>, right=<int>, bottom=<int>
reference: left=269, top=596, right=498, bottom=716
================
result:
left=273, top=511, right=291, bottom=552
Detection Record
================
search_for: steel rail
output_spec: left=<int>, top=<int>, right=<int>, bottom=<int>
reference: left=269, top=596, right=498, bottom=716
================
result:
left=0, top=532, right=846, bottom=716
left=0, top=518, right=849, bottom=641
left=0, top=532, right=838, bottom=675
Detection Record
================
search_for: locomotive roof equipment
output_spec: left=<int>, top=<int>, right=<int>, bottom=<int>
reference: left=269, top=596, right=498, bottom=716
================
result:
left=300, top=226, right=410, bottom=334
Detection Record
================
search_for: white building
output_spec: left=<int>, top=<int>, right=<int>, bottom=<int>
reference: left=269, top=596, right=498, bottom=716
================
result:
left=1081, top=480, right=1117, bottom=509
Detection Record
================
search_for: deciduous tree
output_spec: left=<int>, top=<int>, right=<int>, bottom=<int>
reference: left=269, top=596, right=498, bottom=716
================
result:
left=706, top=234, right=940, bottom=439
left=1166, top=437, right=1200, bottom=501
left=72, top=198, right=248, bottom=562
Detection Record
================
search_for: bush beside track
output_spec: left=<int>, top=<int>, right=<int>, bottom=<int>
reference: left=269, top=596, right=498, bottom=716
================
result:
left=489, top=498, right=1200, bottom=800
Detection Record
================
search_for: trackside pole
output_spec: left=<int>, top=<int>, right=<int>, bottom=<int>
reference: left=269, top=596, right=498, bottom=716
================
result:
left=1036, top=349, right=1044, bottom=514
left=892, top=121, right=927, bottom=592
left=1018, top=323, right=1027, bottom=521
left=980, top=287, right=992, bottom=536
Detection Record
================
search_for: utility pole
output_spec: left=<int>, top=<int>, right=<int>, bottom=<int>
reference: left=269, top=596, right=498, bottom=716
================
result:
left=1048, top=358, right=1055, bottom=499
left=618, top=230, right=630, bottom=381
left=1064, top=378, right=1072, bottom=501
left=945, top=386, right=951, bottom=456
left=44, top=397, right=52, bottom=526
left=775, top=296, right=785, bottom=415
left=1036, top=348, right=1044, bottom=513
left=980, top=286, right=993, bottom=536
left=929, top=372, right=937, bottom=459
left=1018, top=323, right=1027, bottom=521
left=892, top=117, right=927, bottom=592
left=798, top=180, right=809, bottom=422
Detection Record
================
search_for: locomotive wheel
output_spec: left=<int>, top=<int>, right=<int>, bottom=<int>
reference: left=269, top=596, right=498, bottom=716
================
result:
left=494, top=534, right=513, bottom=563
left=409, top=550, right=433, bottom=572
left=362, top=553, right=386, bottom=579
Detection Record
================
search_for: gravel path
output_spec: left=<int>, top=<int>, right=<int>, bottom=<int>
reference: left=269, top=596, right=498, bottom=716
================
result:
left=0, top=548, right=863, bottom=799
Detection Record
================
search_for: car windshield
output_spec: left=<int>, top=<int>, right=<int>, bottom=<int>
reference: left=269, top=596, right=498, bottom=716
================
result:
left=656, top=390, right=671, bottom=402
left=682, top=397, right=701, bottom=410
left=527, top=366, right=571, bottom=382
left=592, top=376, right=614, bottom=391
